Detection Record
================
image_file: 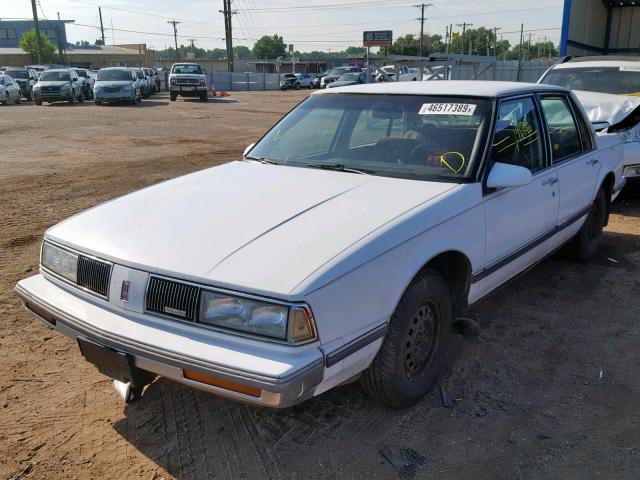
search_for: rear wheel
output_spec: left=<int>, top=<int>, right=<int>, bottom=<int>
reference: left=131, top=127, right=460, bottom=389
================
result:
left=35, top=98, right=42, bottom=106
left=361, top=269, right=452, bottom=407
left=170, top=92, right=177, bottom=101
left=574, top=188, right=607, bottom=261
left=200, top=92, right=208, bottom=101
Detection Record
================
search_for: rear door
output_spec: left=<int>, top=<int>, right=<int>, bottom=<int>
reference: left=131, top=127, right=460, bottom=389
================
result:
left=538, top=94, right=597, bottom=224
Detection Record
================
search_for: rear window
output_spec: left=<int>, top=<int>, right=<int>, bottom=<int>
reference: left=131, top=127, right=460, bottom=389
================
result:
left=5, top=70, right=28, bottom=79
left=540, top=66, right=640, bottom=95
left=171, top=64, right=203, bottom=75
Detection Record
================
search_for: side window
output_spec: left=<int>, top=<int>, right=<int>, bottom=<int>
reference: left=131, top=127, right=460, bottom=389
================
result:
left=571, top=98, right=594, bottom=151
left=540, top=96, right=583, bottom=163
left=491, top=97, right=545, bottom=172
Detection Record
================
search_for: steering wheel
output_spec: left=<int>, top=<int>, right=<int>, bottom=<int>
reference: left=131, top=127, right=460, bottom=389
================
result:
left=404, top=144, right=429, bottom=165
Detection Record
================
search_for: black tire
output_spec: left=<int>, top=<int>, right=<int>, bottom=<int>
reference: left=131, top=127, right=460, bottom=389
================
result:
left=295, top=82, right=301, bottom=90
left=574, top=188, right=607, bottom=261
left=35, top=98, right=42, bottom=106
left=200, top=92, right=208, bottom=101
left=94, top=100, right=102, bottom=105
left=69, top=91, right=75, bottom=105
left=308, top=83, right=313, bottom=89
left=170, top=92, right=177, bottom=101
left=361, top=269, right=452, bottom=407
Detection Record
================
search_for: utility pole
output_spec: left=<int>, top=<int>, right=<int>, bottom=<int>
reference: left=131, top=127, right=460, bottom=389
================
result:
left=456, top=22, right=472, bottom=55
left=493, top=26, right=501, bottom=57
left=528, top=32, right=532, bottom=60
left=30, top=0, right=43, bottom=64
left=167, top=20, right=181, bottom=61
left=519, top=23, right=524, bottom=61
left=111, top=19, right=115, bottom=44
left=98, top=7, right=105, bottom=45
left=416, top=3, right=432, bottom=58
left=220, top=0, right=237, bottom=72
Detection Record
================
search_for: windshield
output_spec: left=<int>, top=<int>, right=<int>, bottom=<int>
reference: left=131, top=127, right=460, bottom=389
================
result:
left=172, top=64, right=203, bottom=75
left=6, top=70, right=28, bottom=79
left=97, top=69, right=131, bottom=81
left=540, top=66, right=640, bottom=95
left=327, top=68, right=350, bottom=76
left=0, top=77, right=5, bottom=86
left=74, top=69, right=88, bottom=78
left=249, top=94, right=491, bottom=182
left=40, top=71, right=70, bottom=81
left=135, top=70, right=144, bottom=79
left=338, top=73, right=360, bottom=81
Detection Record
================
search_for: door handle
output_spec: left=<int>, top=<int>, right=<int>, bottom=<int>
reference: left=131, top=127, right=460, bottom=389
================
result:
left=542, top=177, right=558, bottom=186
left=586, top=159, right=599, bottom=166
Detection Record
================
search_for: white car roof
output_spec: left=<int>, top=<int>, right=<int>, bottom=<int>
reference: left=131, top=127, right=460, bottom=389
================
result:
left=315, top=80, right=566, bottom=97
left=553, top=60, right=640, bottom=69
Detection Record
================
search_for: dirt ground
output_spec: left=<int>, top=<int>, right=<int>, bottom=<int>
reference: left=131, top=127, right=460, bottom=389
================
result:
left=0, top=91, right=639, bottom=480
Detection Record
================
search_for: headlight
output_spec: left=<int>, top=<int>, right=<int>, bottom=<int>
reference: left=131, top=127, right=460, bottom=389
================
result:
left=199, top=78, right=206, bottom=86
left=199, top=290, right=316, bottom=343
left=170, top=78, right=176, bottom=85
left=94, top=84, right=103, bottom=91
left=41, top=242, right=77, bottom=282
left=33, top=85, right=40, bottom=91
left=61, top=84, right=71, bottom=91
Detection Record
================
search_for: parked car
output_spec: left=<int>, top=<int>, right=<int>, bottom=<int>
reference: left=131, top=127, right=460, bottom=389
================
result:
left=320, top=66, right=362, bottom=88
left=3, top=67, right=38, bottom=100
left=93, top=67, right=141, bottom=105
left=295, top=73, right=315, bottom=89
left=280, top=73, right=300, bottom=90
left=0, top=74, right=22, bottom=104
left=15, top=81, right=624, bottom=407
left=33, top=69, right=84, bottom=105
left=312, top=72, right=325, bottom=89
left=72, top=68, right=94, bottom=100
left=539, top=56, right=640, bottom=182
left=325, top=72, right=369, bottom=88
left=379, top=65, right=419, bottom=82
left=169, top=62, right=208, bottom=101
left=132, top=68, right=150, bottom=98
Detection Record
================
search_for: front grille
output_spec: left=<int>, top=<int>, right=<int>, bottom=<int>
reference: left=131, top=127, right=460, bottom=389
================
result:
left=146, top=277, right=200, bottom=321
left=176, top=78, right=200, bottom=85
left=103, top=86, right=121, bottom=93
left=76, top=256, right=112, bottom=297
left=43, top=86, right=59, bottom=92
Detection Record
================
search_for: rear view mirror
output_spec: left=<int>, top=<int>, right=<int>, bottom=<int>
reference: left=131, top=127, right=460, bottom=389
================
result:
left=371, top=102, right=403, bottom=120
left=487, top=162, right=532, bottom=189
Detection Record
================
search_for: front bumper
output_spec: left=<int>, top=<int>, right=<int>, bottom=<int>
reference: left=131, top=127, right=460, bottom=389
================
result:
left=15, top=274, right=324, bottom=407
left=35, top=91, right=73, bottom=102
left=170, top=85, right=207, bottom=97
left=94, top=90, right=135, bottom=102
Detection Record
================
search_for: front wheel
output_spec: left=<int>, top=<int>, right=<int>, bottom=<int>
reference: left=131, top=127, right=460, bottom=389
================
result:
left=35, top=98, right=42, bottom=106
left=361, top=269, right=452, bottom=407
left=170, top=92, right=177, bottom=101
left=78, top=90, right=84, bottom=103
left=200, top=92, right=208, bottom=101
left=574, top=188, right=607, bottom=261
left=69, top=91, right=75, bottom=105
left=294, top=83, right=301, bottom=90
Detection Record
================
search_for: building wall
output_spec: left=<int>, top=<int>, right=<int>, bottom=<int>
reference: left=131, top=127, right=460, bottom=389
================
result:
left=562, top=0, right=640, bottom=56
left=0, top=20, right=69, bottom=48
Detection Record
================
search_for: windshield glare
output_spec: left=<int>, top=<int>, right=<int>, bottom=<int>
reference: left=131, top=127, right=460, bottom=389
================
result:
left=540, top=66, right=640, bottom=95
left=249, top=94, right=490, bottom=182
left=97, top=69, right=131, bottom=81
left=339, top=73, right=360, bottom=81
left=40, top=71, right=70, bottom=81
left=74, top=70, right=88, bottom=78
left=6, top=70, right=28, bottom=79
left=0, top=77, right=5, bottom=86
left=172, top=64, right=203, bottom=75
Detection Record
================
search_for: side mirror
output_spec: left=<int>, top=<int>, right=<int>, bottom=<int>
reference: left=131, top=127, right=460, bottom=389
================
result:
left=487, top=162, right=532, bottom=189
left=243, top=143, right=255, bottom=157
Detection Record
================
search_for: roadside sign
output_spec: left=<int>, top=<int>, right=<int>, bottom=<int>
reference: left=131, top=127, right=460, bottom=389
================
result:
left=363, top=30, right=393, bottom=47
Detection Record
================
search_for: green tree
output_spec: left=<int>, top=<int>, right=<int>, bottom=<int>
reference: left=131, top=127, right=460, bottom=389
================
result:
left=233, top=45, right=252, bottom=59
left=387, top=33, right=444, bottom=56
left=95, top=38, right=104, bottom=46
left=19, top=28, right=58, bottom=63
left=252, top=34, right=286, bottom=60
left=450, top=27, right=497, bottom=55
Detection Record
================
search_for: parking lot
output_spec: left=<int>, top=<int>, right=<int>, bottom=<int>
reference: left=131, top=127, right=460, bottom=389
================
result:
left=1, top=90, right=639, bottom=479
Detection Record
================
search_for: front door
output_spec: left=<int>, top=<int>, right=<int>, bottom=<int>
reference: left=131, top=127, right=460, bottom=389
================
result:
left=483, top=96, right=560, bottom=278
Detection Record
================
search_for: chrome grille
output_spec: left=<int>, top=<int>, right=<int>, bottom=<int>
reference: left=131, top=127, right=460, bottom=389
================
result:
left=146, top=277, right=200, bottom=321
left=103, top=86, right=121, bottom=93
left=76, top=256, right=112, bottom=297
left=176, top=78, right=200, bottom=85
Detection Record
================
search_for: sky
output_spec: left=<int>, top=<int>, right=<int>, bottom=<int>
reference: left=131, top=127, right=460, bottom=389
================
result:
left=2, top=0, right=565, bottom=52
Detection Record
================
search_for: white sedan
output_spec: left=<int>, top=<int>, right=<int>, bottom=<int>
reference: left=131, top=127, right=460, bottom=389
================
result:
left=16, top=81, right=624, bottom=408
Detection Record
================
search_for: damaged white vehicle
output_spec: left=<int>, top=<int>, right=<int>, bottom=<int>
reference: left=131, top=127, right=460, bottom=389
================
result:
left=539, top=57, right=640, bottom=181
left=16, top=81, right=624, bottom=408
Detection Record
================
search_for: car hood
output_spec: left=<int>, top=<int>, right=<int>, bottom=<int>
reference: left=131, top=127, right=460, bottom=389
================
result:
left=46, top=161, right=456, bottom=298
left=574, top=90, right=640, bottom=127
left=37, top=80, right=71, bottom=87
left=327, top=81, right=359, bottom=88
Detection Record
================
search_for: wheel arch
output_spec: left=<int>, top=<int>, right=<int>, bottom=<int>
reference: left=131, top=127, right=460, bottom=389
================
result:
left=600, top=171, right=615, bottom=226
left=402, top=249, right=473, bottom=317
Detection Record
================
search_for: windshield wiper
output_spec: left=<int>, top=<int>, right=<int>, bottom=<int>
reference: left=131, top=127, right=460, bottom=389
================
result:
left=306, top=163, right=375, bottom=175
left=244, top=155, right=278, bottom=165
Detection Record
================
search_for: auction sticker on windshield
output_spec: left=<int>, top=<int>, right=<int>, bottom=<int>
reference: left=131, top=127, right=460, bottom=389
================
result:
left=419, top=103, right=477, bottom=116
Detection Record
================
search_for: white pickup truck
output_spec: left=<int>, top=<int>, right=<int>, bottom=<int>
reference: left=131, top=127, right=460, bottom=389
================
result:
left=169, top=62, right=208, bottom=102
left=16, top=81, right=624, bottom=408
left=381, top=65, right=419, bottom=81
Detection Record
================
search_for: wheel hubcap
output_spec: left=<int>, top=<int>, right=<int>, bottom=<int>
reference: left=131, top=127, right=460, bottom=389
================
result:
left=404, top=303, right=439, bottom=378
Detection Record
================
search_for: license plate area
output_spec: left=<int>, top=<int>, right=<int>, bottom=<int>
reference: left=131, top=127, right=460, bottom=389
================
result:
left=181, top=86, right=196, bottom=91
left=77, top=337, right=143, bottom=384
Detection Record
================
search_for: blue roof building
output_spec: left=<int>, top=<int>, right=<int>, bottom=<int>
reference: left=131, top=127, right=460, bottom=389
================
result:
left=0, top=19, right=73, bottom=48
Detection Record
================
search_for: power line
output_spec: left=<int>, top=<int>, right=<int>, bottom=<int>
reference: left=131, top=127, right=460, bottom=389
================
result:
left=236, top=0, right=419, bottom=12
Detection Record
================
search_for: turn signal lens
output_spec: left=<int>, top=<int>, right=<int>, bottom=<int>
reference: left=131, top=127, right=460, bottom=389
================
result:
left=288, top=306, right=316, bottom=342
left=183, top=369, right=261, bottom=398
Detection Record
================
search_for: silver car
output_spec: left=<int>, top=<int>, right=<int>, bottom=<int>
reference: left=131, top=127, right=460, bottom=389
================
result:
left=93, top=68, right=141, bottom=105
left=33, top=69, right=84, bottom=105
left=0, top=74, right=21, bottom=104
